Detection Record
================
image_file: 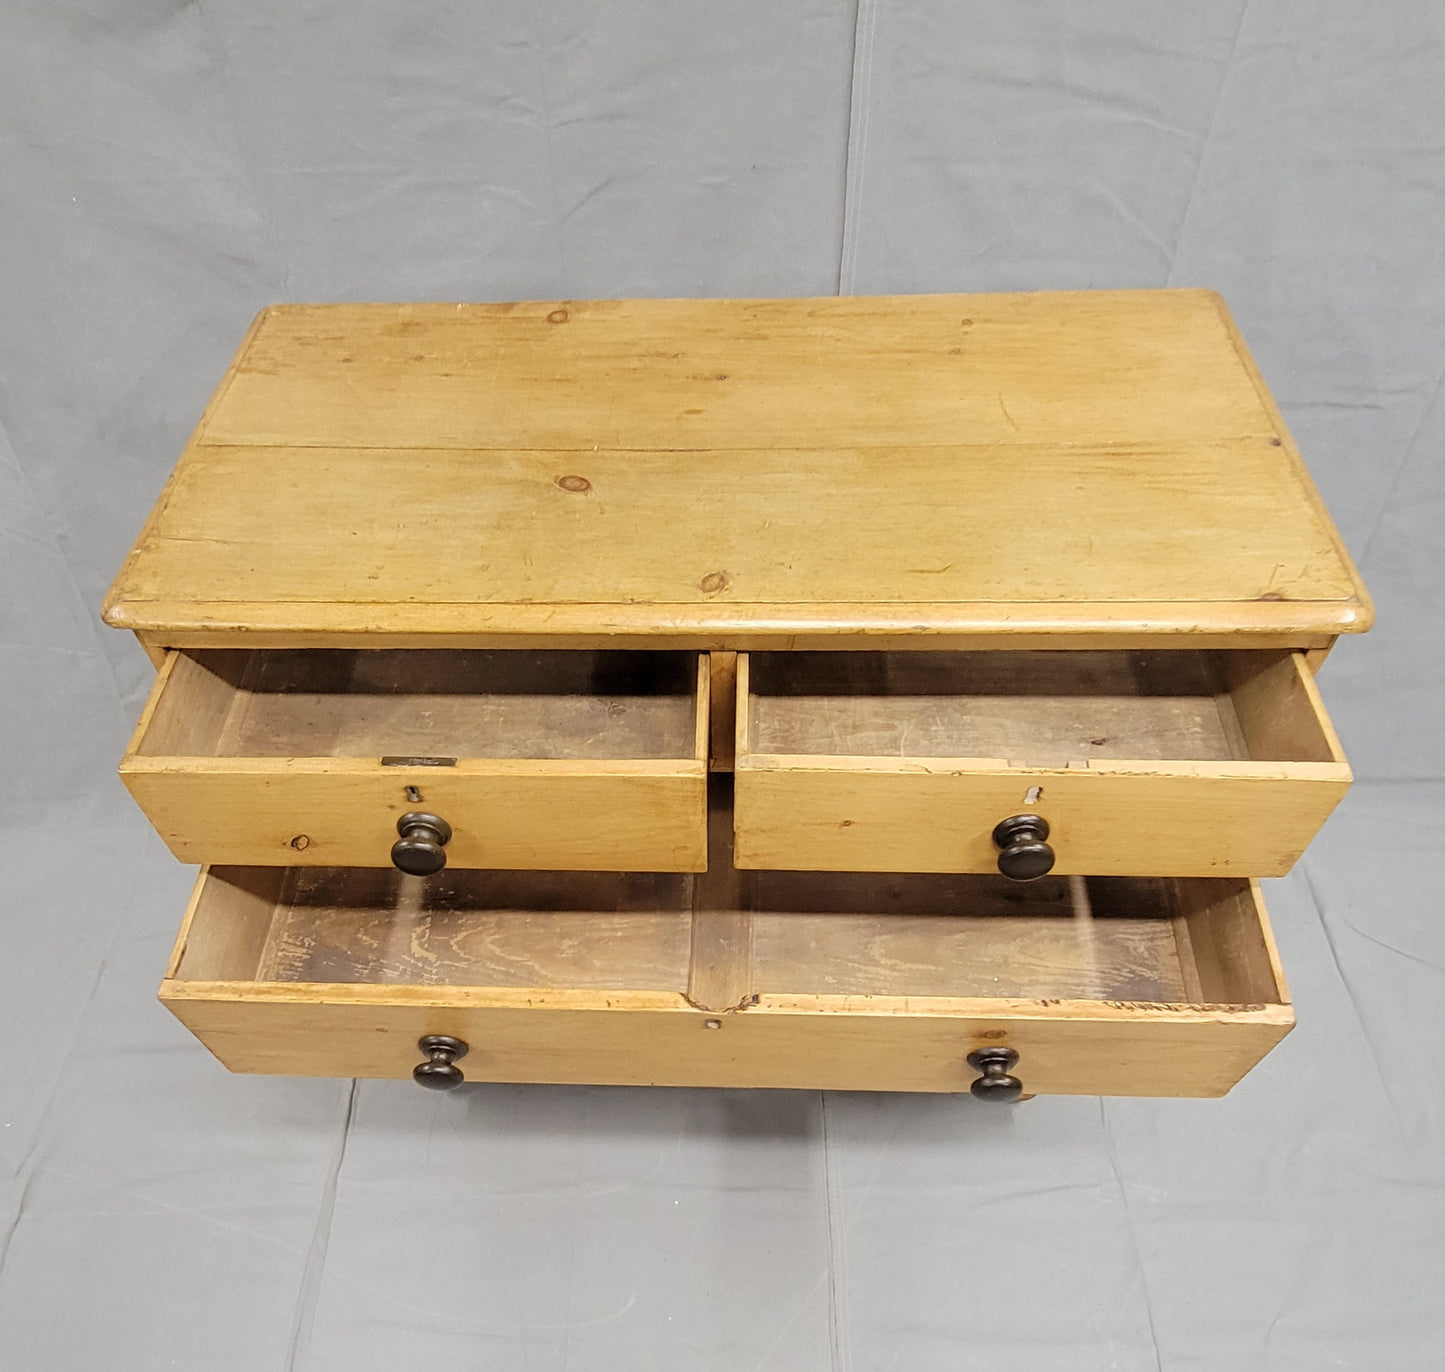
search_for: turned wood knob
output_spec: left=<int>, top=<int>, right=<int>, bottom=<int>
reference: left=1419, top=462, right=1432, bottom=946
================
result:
left=392, top=812, right=453, bottom=875
left=967, top=1047, right=1023, bottom=1102
left=413, top=1034, right=468, bottom=1090
left=991, top=814, right=1054, bottom=881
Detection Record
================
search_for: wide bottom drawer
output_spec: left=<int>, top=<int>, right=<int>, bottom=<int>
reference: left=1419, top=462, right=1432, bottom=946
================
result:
left=160, top=793, right=1293, bottom=1098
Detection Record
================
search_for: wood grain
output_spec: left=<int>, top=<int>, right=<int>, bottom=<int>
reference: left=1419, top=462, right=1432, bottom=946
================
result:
left=1176, top=877, right=1287, bottom=1005
left=113, top=290, right=1356, bottom=1100
left=160, top=844, right=1291, bottom=1096
left=164, top=866, right=284, bottom=981
left=128, top=651, right=237, bottom=758
left=735, top=649, right=1351, bottom=877
left=136, top=649, right=700, bottom=760
left=123, top=762, right=708, bottom=871
left=254, top=868, right=693, bottom=991
left=1225, top=650, right=1345, bottom=765
left=123, top=649, right=710, bottom=871
left=708, top=651, right=738, bottom=770
left=749, top=871, right=1189, bottom=1001
left=748, top=650, right=1243, bottom=766
left=1211, top=298, right=1374, bottom=634
left=160, top=989, right=1292, bottom=1097
left=686, top=778, right=753, bottom=1012
left=201, top=293, right=1275, bottom=450
left=103, top=441, right=1361, bottom=637
left=102, top=291, right=1371, bottom=647
left=112, top=614, right=1349, bottom=655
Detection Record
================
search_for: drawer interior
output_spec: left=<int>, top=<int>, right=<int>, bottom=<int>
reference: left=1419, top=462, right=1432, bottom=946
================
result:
left=135, top=649, right=702, bottom=760
left=172, top=800, right=1282, bottom=1010
left=176, top=866, right=697, bottom=990
left=746, top=872, right=1271, bottom=1002
left=742, top=649, right=1341, bottom=768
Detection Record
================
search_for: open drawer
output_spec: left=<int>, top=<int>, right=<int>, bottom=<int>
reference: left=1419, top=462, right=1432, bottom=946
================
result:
left=123, top=649, right=709, bottom=871
left=160, top=804, right=1293, bottom=1097
left=734, top=649, right=1350, bottom=878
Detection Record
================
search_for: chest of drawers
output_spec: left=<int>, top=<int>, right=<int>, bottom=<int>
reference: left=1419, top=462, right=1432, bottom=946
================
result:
left=104, top=290, right=1370, bottom=1101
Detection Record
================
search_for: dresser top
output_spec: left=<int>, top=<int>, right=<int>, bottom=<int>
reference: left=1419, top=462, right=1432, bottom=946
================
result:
left=103, top=290, right=1370, bottom=649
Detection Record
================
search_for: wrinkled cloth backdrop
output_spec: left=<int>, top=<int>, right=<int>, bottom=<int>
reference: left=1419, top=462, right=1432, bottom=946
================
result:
left=1, top=3, right=1442, bottom=1369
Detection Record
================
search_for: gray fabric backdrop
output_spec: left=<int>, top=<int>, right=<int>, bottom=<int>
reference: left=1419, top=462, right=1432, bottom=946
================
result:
left=2, top=3, right=1442, bottom=1367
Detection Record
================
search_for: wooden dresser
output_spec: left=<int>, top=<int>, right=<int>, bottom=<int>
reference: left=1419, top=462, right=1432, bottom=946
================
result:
left=103, top=291, right=1371, bottom=1101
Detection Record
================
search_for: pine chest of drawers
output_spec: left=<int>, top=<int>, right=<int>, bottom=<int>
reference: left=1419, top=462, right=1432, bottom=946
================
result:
left=103, top=291, right=1371, bottom=1101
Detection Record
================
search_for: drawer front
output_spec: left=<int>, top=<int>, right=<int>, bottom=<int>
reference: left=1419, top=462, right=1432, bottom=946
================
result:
left=734, top=649, right=1351, bottom=877
left=160, top=992, right=1290, bottom=1098
left=123, top=648, right=709, bottom=872
left=734, top=766, right=1346, bottom=876
left=125, top=766, right=708, bottom=871
left=161, top=862, right=1292, bottom=1098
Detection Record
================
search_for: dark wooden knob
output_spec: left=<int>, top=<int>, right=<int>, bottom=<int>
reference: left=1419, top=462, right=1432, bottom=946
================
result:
left=413, top=1034, right=468, bottom=1089
left=392, top=812, right=452, bottom=875
left=991, top=814, right=1054, bottom=881
left=967, top=1047, right=1023, bottom=1102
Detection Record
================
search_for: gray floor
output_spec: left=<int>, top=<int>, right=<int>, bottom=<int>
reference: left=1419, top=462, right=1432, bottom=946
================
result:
left=3, top=4, right=1442, bottom=1368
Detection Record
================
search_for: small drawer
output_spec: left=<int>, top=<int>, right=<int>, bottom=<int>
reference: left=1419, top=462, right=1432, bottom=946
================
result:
left=123, top=649, right=709, bottom=871
left=160, top=851, right=1290, bottom=1097
left=734, top=649, right=1350, bottom=877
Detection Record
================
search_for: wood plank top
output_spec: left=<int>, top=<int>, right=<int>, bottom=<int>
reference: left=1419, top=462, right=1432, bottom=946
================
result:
left=103, top=290, right=1371, bottom=648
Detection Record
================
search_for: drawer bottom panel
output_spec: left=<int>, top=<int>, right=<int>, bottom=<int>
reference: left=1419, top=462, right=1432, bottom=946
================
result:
left=159, top=788, right=1293, bottom=1099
